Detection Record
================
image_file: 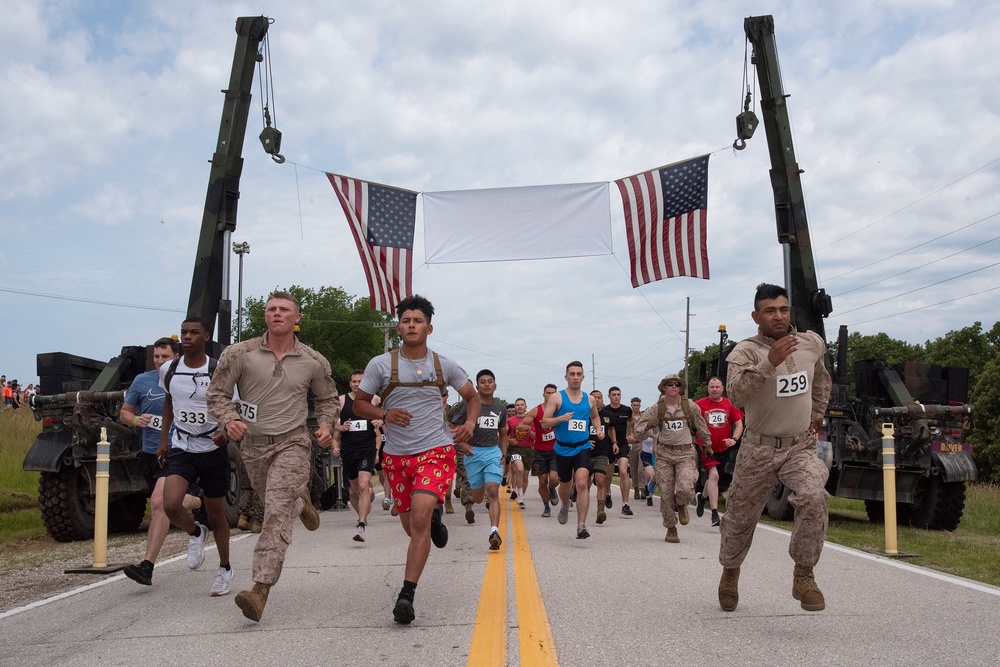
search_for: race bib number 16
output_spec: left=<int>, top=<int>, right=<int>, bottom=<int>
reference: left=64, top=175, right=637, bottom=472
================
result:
left=776, top=371, right=809, bottom=397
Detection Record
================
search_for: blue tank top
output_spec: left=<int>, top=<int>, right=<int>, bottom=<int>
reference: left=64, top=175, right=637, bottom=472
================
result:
left=553, top=389, right=591, bottom=446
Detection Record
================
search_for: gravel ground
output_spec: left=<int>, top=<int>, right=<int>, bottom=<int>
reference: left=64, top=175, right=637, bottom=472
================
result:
left=0, top=524, right=206, bottom=613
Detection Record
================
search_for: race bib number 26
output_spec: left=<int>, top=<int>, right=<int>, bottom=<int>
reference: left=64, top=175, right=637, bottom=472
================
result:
left=776, top=371, right=809, bottom=397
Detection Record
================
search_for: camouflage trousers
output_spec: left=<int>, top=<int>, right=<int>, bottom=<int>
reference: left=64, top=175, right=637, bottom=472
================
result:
left=237, top=455, right=264, bottom=522
left=654, top=445, right=699, bottom=528
left=241, top=433, right=313, bottom=586
left=455, top=450, right=473, bottom=507
left=629, top=446, right=642, bottom=494
left=719, top=431, right=829, bottom=569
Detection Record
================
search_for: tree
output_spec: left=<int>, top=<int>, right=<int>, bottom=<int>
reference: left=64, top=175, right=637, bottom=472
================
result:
left=970, top=353, right=1000, bottom=483
left=238, top=286, right=397, bottom=390
left=924, top=322, right=998, bottom=388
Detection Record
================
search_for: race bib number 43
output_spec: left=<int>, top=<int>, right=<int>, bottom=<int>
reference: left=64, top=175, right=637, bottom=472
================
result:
left=776, top=371, right=809, bottom=397
left=477, top=415, right=499, bottom=430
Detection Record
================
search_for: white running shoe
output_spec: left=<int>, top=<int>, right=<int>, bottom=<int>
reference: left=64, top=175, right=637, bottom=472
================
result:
left=210, top=566, right=234, bottom=596
left=187, top=522, right=208, bottom=570
left=382, top=498, right=391, bottom=511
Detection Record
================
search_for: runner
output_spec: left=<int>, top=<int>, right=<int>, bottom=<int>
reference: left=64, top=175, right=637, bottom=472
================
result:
left=588, top=390, right=616, bottom=525
left=333, top=370, right=384, bottom=542
left=694, top=377, right=744, bottom=527
left=517, top=384, right=559, bottom=517
left=506, top=398, right=534, bottom=510
left=602, top=386, right=633, bottom=515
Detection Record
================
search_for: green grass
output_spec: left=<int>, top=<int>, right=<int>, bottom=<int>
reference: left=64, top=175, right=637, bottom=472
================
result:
left=762, top=483, right=1000, bottom=587
left=0, top=409, right=45, bottom=540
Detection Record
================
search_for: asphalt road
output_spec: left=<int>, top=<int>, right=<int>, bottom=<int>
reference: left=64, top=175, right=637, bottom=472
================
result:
left=1, top=486, right=998, bottom=667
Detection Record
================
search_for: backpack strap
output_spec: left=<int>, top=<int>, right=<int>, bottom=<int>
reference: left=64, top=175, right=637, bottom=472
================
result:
left=380, top=349, right=446, bottom=403
left=164, top=357, right=218, bottom=393
left=657, top=397, right=698, bottom=437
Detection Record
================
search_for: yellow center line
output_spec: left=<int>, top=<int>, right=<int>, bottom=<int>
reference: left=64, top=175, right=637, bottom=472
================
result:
left=510, top=497, right=559, bottom=666
left=467, top=500, right=507, bottom=667
left=466, top=495, right=560, bottom=666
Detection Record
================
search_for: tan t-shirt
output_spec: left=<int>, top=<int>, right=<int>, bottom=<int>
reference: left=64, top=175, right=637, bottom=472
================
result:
left=207, top=335, right=339, bottom=436
left=726, top=329, right=831, bottom=437
left=632, top=398, right=712, bottom=450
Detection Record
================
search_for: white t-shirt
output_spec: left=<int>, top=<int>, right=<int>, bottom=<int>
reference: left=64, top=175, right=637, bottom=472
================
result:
left=158, top=358, right=220, bottom=453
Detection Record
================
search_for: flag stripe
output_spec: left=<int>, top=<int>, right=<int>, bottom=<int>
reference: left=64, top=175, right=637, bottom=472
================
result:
left=614, top=155, right=710, bottom=287
left=327, top=173, right=414, bottom=313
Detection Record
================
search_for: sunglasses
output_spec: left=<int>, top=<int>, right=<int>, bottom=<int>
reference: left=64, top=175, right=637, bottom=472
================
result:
left=664, top=381, right=682, bottom=387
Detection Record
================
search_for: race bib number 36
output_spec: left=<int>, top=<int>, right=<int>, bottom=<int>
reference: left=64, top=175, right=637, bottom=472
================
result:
left=568, top=419, right=587, bottom=433
left=776, top=371, right=809, bottom=397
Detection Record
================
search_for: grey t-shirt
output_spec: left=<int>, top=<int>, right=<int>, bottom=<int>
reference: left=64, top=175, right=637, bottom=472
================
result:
left=359, top=349, right=469, bottom=456
left=451, top=398, right=507, bottom=448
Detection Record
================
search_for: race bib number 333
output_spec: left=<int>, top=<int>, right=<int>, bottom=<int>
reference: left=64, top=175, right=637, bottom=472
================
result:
left=776, top=371, right=809, bottom=397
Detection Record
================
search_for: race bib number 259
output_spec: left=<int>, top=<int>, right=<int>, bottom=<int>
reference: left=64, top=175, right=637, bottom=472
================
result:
left=776, top=371, right=809, bottom=397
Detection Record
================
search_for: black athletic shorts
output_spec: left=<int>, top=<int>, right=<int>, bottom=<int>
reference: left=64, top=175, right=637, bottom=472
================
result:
left=159, top=446, right=230, bottom=498
left=555, top=448, right=592, bottom=484
left=342, top=444, right=377, bottom=480
left=614, top=442, right=631, bottom=462
left=137, top=451, right=163, bottom=495
left=531, top=450, right=557, bottom=477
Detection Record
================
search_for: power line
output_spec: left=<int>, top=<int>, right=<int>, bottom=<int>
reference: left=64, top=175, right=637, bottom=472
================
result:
left=0, top=286, right=184, bottom=313
left=847, top=284, right=1000, bottom=327
left=836, top=261, right=1000, bottom=317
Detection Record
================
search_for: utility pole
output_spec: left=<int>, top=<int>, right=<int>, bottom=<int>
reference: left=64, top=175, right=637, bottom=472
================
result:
left=683, top=297, right=692, bottom=397
left=373, top=322, right=395, bottom=352
left=232, top=241, right=250, bottom=342
left=591, top=353, right=596, bottom=391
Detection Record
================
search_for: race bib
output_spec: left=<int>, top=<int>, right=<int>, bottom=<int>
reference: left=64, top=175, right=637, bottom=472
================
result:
left=147, top=415, right=163, bottom=431
left=568, top=419, right=587, bottom=433
left=349, top=419, right=368, bottom=432
left=542, top=431, right=555, bottom=442
left=478, top=415, right=499, bottom=430
left=707, top=411, right=727, bottom=427
left=589, top=425, right=598, bottom=436
left=238, top=400, right=258, bottom=423
left=664, top=419, right=685, bottom=432
left=776, top=371, right=809, bottom=397
left=176, top=410, right=208, bottom=426
left=510, top=453, right=522, bottom=462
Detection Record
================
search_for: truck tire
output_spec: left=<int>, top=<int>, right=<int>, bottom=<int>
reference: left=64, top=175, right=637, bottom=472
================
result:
left=902, top=477, right=965, bottom=531
left=864, top=499, right=885, bottom=524
left=38, top=468, right=94, bottom=543
left=224, top=441, right=243, bottom=529
left=765, top=482, right=795, bottom=521
left=109, top=494, right=148, bottom=533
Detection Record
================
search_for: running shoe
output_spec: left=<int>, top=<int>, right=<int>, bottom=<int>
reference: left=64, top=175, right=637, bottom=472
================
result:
left=510, top=490, right=518, bottom=501
left=558, top=507, right=569, bottom=524
left=549, top=486, right=558, bottom=505
left=696, top=492, right=706, bottom=518
left=605, top=494, right=612, bottom=509
left=518, top=499, right=525, bottom=509
left=621, top=503, right=633, bottom=516
left=430, top=504, right=448, bottom=548
left=382, top=498, right=391, bottom=511
left=123, top=560, right=154, bottom=586
left=577, top=525, right=590, bottom=539
left=542, top=506, right=551, bottom=517
left=646, top=496, right=653, bottom=507
left=187, top=522, right=208, bottom=570
left=712, top=509, right=721, bottom=527
left=488, top=529, right=502, bottom=551
left=210, top=566, right=234, bottom=597
left=393, top=595, right=415, bottom=625
left=354, top=524, right=366, bottom=542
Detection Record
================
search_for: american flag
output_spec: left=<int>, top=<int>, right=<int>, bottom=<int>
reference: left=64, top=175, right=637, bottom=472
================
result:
left=327, top=173, right=417, bottom=313
left=614, top=155, right=710, bottom=287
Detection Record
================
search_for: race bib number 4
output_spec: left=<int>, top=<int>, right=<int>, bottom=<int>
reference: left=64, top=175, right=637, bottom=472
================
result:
left=477, top=415, right=499, bottom=430
left=568, top=419, right=587, bottom=433
left=776, top=371, right=809, bottom=397
left=665, top=420, right=685, bottom=432
left=349, top=419, right=368, bottom=432
left=177, top=410, right=208, bottom=426
left=238, top=400, right=258, bottom=423
left=147, top=415, right=163, bottom=431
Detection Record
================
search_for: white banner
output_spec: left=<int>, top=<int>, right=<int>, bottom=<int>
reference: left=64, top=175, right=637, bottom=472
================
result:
left=422, top=182, right=612, bottom=264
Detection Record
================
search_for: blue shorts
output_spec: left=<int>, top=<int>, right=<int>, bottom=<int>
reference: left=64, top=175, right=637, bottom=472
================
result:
left=640, top=451, right=654, bottom=468
left=465, top=446, right=503, bottom=489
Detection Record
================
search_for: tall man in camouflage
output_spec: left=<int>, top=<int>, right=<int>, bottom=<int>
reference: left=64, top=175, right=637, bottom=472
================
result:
left=207, top=291, right=340, bottom=622
left=718, top=283, right=832, bottom=613
left=631, top=374, right=712, bottom=543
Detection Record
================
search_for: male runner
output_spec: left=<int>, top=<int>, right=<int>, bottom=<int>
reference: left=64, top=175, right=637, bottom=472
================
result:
left=718, top=283, right=832, bottom=613
left=541, top=362, right=603, bottom=539
left=121, top=337, right=204, bottom=586
left=602, top=386, right=633, bottom=515
left=450, top=370, right=508, bottom=549
left=156, top=319, right=233, bottom=596
left=333, top=370, right=384, bottom=542
left=627, top=397, right=644, bottom=501
left=352, top=295, right=479, bottom=625
left=517, top=384, right=559, bottom=517
left=588, top=390, right=616, bottom=525
left=694, top=377, right=744, bottom=527
left=506, top=398, right=534, bottom=510
left=208, top=291, right=339, bottom=622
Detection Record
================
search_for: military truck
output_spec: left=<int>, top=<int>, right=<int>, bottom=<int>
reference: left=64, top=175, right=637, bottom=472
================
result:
left=24, top=16, right=277, bottom=541
left=721, top=15, right=976, bottom=530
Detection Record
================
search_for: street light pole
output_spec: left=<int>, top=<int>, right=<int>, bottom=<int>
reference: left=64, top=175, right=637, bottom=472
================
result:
left=232, top=241, right=250, bottom=342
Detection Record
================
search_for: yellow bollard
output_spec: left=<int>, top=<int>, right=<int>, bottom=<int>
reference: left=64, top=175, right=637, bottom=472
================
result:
left=881, top=422, right=898, bottom=556
left=93, top=426, right=111, bottom=568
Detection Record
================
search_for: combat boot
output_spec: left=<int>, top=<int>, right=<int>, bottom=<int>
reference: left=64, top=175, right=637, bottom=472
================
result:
left=235, top=583, right=271, bottom=622
left=250, top=518, right=262, bottom=533
left=237, top=514, right=250, bottom=531
left=718, top=567, right=740, bottom=612
left=299, top=491, right=320, bottom=531
left=664, top=527, right=679, bottom=543
left=792, top=564, right=825, bottom=611
left=676, top=503, right=690, bottom=525
left=444, top=496, right=454, bottom=514
left=596, top=500, right=607, bottom=524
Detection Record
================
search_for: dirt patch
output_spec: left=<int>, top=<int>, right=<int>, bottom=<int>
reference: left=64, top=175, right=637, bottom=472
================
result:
left=0, top=524, right=195, bottom=613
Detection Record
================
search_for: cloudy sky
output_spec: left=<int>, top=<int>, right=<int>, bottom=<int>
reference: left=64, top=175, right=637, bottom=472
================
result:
left=2, top=0, right=999, bottom=403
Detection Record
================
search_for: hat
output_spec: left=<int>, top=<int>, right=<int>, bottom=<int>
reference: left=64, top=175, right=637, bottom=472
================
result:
left=658, top=374, right=687, bottom=392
